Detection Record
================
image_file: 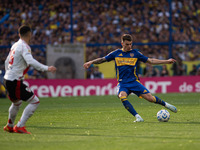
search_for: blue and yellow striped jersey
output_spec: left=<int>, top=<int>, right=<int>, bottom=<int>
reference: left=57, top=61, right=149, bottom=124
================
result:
left=105, top=48, right=148, bottom=83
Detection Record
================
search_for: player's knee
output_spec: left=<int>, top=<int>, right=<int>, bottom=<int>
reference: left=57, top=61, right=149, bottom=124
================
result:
left=9, top=100, right=22, bottom=113
left=147, top=96, right=155, bottom=102
left=29, top=95, right=40, bottom=106
left=118, top=91, right=127, bottom=99
left=142, top=93, right=155, bottom=102
left=13, top=100, right=22, bottom=107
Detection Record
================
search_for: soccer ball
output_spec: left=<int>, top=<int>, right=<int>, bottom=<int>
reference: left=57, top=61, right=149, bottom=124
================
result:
left=157, top=109, right=170, bottom=122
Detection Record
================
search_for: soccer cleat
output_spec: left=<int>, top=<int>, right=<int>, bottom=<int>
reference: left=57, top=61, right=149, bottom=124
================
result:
left=4, top=125, right=13, bottom=133
left=134, top=115, right=144, bottom=122
left=165, top=102, right=177, bottom=113
left=13, top=125, right=31, bottom=134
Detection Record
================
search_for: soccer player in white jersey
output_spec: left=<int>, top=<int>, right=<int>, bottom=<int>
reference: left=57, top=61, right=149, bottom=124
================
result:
left=3, top=24, right=57, bottom=134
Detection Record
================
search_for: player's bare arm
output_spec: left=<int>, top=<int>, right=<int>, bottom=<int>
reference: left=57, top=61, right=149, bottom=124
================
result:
left=146, top=58, right=176, bottom=65
left=83, top=57, right=106, bottom=69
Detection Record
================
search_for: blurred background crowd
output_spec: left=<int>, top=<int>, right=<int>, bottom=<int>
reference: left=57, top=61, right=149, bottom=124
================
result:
left=0, top=0, right=200, bottom=85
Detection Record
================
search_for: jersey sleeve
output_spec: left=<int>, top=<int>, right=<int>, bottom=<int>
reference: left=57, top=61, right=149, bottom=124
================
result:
left=104, top=50, right=117, bottom=62
left=4, top=53, right=10, bottom=71
left=22, top=46, right=48, bottom=72
left=136, top=50, right=148, bottom=63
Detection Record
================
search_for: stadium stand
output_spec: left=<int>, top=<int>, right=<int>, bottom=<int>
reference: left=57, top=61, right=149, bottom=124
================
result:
left=0, top=0, right=200, bottom=79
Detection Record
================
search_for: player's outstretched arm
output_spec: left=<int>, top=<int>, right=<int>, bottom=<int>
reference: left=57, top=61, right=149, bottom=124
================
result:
left=48, top=66, right=57, bottom=73
left=147, top=58, right=176, bottom=65
left=83, top=57, right=106, bottom=69
left=23, top=52, right=57, bottom=73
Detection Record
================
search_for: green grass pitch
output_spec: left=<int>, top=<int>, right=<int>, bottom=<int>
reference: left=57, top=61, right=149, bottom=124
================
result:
left=0, top=93, right=200, bottom=150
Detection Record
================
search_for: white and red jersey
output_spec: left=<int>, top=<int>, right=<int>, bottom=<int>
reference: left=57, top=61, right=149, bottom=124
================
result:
left=4, top=39, right=48, bottom=81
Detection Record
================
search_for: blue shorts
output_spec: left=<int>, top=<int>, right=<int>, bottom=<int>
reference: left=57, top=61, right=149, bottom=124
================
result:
left=117, top=80, right=150, bottom=97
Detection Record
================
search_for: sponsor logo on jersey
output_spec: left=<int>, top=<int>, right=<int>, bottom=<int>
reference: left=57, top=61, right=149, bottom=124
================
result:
left=118, top=53, right=123, bottom=56
left=115, top=57, right=137, bottom=66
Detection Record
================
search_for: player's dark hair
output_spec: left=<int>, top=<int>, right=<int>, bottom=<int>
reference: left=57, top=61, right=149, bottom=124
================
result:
left=121, top=34, right=133, bottom=42
left=18, top=24, right=31, bottom=36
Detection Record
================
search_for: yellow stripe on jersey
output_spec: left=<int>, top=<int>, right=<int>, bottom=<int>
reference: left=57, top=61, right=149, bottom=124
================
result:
left=136, top=79, right=141, bottom=83
left=117, top=68, right=119, bottom=80
left=115, top=57, right=137, bottom=66
left=134, top=67, right=139, bottom=80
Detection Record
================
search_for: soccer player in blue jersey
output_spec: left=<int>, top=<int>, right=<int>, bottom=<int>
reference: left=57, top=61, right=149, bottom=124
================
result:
left=83, top=34, right=177, bottom=122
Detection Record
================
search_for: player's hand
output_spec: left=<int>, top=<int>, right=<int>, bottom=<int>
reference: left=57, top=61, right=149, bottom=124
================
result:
left=48, top=66, right=57, bottom=73
left=167, top=58, right=176, bottom=64
left=83, top=61, right=92, bottom=69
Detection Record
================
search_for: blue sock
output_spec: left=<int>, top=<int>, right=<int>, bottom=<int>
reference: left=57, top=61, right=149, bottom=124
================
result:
left=153, top=96, right=166, bottom=106
left=120, top=96, right=137, bottom=116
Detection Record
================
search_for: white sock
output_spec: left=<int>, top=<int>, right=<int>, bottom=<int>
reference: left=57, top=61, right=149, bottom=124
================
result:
left=7, top=101, right=22, bottom=127
left=17, top=96, right=40, bottom=127
left=135, top=114, right=141, bottom=118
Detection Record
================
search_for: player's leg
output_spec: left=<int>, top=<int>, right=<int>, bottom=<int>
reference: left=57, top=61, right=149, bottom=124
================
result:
left=119, top=91, right=138, bottom=116
left=14, top=95, right=40, bottom=134
left=140, top=93, right=177, bottom=113
left=133, top=81, right=177, bottom=113
left=4, top=100, right=22, bottom=132
left=13, top=81, right=39, bottom=134
left=3, top=79, right=22, bottom=132
left=141, top=93, right=165, bottom=105
left=118, top=88, right=143, bottom=122
left=17, top=95, right=40, bottom=128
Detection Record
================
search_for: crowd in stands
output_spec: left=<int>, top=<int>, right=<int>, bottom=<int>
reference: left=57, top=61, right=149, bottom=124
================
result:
left=0, top=0, right=200, bottom=80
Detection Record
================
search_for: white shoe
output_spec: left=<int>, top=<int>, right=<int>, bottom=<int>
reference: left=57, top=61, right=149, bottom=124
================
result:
left=165, top=102, right=177, bottom=113
left=134, top=114, right=144, bottom=122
